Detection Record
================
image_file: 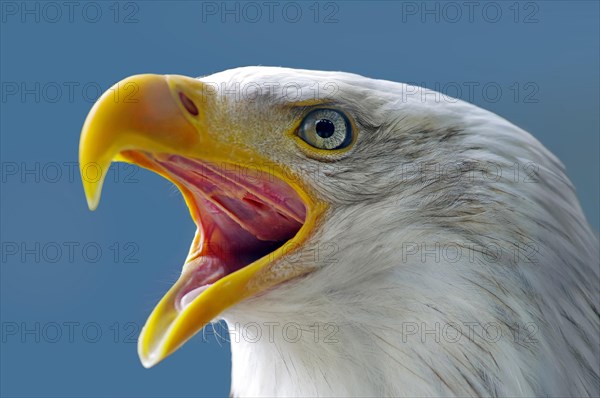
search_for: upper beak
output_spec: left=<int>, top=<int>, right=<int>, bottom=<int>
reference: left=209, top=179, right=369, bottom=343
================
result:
left=80, top=74, right=255, bottom=210
left=80, top=74, right=199, bottom=210
left=79, top=74, right=324, bottom=368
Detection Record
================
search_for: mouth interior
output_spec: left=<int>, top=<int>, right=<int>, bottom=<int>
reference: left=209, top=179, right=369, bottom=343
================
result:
left=136, top=153, right=307, bottom=312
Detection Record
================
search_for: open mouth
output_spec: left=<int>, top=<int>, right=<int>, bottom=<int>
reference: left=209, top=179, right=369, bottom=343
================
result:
left=79, top=73, right=327, bottom=367
left=121, top=151, right=307, bottom=313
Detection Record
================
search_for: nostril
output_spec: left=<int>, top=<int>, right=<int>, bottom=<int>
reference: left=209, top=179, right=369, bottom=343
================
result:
left=179, top=92, right=199, bottom=116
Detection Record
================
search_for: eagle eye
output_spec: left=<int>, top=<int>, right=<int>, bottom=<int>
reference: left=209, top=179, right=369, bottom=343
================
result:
left=298, top=109, right=352, bottom=150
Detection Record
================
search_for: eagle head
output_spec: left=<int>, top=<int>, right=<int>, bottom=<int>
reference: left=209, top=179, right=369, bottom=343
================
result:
left=79, top=67, right=599, bottom=397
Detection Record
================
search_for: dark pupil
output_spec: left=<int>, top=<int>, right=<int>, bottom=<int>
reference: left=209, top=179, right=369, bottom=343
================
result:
left=315, top=119, right=335, bottom=138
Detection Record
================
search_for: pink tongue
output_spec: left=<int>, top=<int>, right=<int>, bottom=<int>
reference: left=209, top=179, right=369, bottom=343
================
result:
left=176, top=256, right=227, bottom=311
left=180, top=285, right=210, bottom=310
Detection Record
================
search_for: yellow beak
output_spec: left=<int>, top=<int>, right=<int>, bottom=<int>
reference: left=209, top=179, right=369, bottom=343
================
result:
left=79, top=74, right=324, bottom=368
left=80, top=74, right=249, bottom=211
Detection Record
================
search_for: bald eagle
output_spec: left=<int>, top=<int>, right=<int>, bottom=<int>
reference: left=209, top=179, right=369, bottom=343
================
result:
left=79, top=67, right=599, bottom=397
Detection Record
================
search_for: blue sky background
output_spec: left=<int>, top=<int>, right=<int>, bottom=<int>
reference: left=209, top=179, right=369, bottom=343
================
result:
left=1, top=1, right=598, bottom=397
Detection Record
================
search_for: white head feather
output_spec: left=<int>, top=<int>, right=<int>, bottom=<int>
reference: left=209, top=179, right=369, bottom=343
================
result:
left=196, top=67, right=599, bottom=397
